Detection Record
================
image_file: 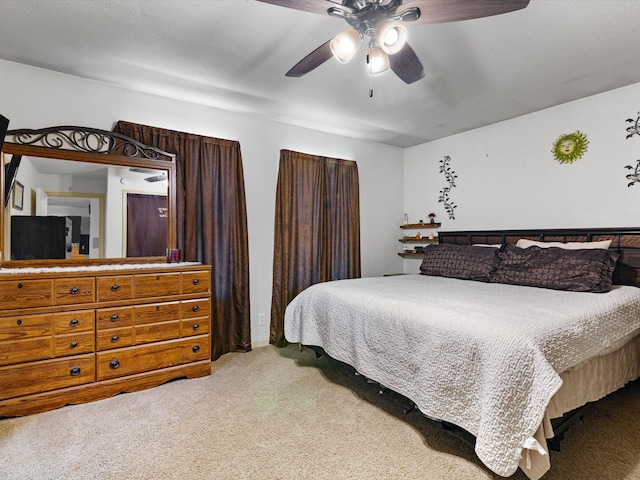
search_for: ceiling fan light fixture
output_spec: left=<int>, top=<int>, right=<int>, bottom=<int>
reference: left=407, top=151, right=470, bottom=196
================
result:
left=330, top=28, right=361, bottom=63
left=375, top=20, right=407, bottom=55
left=368, top=47, right=390, bottom=75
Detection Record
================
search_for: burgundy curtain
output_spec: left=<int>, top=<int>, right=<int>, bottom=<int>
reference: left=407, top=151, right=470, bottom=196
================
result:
left=270, top=149, right=361, bottom=347
left=112, top=121, right=251, bottom=360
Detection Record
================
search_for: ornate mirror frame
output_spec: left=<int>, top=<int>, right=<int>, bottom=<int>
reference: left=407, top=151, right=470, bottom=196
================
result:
left=1, top=126, right=177, bottom=267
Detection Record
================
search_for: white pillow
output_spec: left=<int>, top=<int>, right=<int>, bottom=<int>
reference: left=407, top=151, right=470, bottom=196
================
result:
left=516, top=238, right=612, bottom=250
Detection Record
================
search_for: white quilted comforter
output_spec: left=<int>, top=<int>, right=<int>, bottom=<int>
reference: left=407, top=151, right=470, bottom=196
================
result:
left=284, top=275, right=640, bottom=477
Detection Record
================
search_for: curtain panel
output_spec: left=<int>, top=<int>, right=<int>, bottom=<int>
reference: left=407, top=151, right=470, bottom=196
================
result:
left=112, top=121, right=251, bottom=360
left=270, top=149, right=361, bottom=346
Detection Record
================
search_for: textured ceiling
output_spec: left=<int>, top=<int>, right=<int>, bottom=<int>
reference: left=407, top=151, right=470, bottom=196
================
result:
left=0, top=0, right=639, bottom=148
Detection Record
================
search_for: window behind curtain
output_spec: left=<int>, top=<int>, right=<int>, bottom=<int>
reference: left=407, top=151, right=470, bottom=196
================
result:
left=112, top=120, right=251, bottom=360
left=270, top=149, right=361, bottom=346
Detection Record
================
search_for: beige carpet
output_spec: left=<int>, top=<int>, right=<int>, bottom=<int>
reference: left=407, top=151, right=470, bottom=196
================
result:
left=0, top=345, right=638, bottom=480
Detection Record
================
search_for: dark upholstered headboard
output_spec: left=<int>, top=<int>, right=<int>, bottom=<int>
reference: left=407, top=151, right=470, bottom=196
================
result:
left=438, top=227, right=640, bottom=288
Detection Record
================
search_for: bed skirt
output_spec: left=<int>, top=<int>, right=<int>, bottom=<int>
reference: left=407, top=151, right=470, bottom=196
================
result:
left=520, top=331, right=640, bottom=479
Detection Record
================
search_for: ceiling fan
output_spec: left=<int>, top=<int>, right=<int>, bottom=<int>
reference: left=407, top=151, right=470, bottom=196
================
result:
left=256, top=0, right=530, bottom=84
left=129, top=167, right=167, bottom=183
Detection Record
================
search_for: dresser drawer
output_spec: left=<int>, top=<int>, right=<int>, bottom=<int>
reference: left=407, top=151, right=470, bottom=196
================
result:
left=0, top=313, right=53, bottom=341
left=182, top=271, right=211, bottom=294
left=0, top=354, right=95, bottom=401
left=55, top=277, right=95, bottom=305
left=54, top=331, right=95, bottom=357
left=181, top=317, right=210, bottom=337
left=135, top=320, right=180, bottom=344
left=0, top=313, right=55, bottom=366
left=96, top=336, right=210, bottom=381
left=181, top=298, right=210, bottom=319
left=134, top=273, right=181, bottom=298
left=0, top=279, right=54, bottom=309
left=97, top=275, right=133, bottom=302
left=54, top=310, right=95, bottom=334
left=96, top=306, right=134, bottom=330
left=0, top=336, right=53, bottom=366
left=134, top=301, right=180, bottom=325
left=97, top=327, right=134, bottom=351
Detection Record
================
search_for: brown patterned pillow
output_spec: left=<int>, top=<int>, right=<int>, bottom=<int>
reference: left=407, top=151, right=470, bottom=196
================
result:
left=419, top=244, right=499, bottom=281
left=489, top=244, right=619, bottom=292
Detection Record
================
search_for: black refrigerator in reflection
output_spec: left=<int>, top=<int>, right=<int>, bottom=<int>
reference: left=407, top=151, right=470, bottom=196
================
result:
left=11, top=216, right=71, bottom=260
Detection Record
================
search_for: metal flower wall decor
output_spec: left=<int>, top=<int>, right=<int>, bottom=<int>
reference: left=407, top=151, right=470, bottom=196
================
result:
left=625, top=112, right=640, bottom=187
left=438, top=155, right=457, bottom=220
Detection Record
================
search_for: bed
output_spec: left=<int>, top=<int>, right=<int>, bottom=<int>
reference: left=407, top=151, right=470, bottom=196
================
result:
left=284, top=227, right=640, bottom=479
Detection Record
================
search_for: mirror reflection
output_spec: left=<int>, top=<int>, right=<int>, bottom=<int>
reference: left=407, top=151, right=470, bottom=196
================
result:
left=4, top=154, right=168, bottom=261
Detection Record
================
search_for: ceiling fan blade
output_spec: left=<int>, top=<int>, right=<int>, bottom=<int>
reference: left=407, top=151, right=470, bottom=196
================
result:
left=389, top=42, right=424, bottom=84
left=399, top=0, right=530, bottom=25
left=286, top=40, right=334, bottom=78
left=130, top=167, right=159, bottom=174
left=145, top=175, right=167, bottom=183
left=255, top=0, right=346, bottom=16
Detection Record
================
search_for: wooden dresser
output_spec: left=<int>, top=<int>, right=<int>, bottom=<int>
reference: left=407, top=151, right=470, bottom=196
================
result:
left=0, top=263, right=211, bottom=417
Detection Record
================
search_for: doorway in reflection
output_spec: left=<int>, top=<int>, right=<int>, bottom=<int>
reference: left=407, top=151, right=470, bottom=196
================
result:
left=125, top=193, right=167, bottom=257
left=44, top=192, right=103, bottom=258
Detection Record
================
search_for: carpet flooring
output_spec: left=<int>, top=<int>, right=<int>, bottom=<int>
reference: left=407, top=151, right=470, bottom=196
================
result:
left=0, top=344, right=638, bottom=479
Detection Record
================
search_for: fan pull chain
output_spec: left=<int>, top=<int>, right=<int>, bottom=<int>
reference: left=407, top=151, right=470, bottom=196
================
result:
left=367, top=50, right=374, bottom=98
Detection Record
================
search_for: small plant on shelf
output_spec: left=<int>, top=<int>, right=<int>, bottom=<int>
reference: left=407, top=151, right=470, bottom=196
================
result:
left=428, top=212, right=436, bottom=224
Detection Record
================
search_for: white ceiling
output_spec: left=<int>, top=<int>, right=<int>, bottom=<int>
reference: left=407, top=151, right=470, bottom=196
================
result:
left=1, top=0, right=639, bottom=148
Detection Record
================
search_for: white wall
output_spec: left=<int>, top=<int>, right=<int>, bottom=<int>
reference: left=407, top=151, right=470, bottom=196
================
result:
left=0, top=59, right=405, bottom=346
left=403, top=82, right=640, bottom=272
left=9, top=155, right=38, bottom=216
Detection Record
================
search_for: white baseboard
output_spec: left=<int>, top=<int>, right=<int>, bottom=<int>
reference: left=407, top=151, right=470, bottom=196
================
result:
left=251, top=339, right=270, bottom=349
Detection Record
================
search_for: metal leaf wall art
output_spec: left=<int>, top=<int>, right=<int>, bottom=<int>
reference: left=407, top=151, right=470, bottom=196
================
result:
left=625, top=161, right=640, bottom=187
left=625, top=112, right=640, bottom=187
left=438, top=155, right=457, bottom=220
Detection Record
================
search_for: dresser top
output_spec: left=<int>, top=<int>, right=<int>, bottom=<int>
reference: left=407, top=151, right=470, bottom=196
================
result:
left=0, top=262, right=203, bottom=275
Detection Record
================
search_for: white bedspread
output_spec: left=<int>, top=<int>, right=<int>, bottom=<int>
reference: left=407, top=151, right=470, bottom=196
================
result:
left=284, top=275, right=640, bottom=477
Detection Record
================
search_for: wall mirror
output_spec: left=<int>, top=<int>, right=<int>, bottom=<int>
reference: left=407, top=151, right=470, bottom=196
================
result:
left=1, top=126, right=176, bottom=267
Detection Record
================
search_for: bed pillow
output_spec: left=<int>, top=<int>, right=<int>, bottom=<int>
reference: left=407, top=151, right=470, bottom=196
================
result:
left=516, top=238, right=612, bottom=249
left=489, top=244, right=619, bottom=292
left=419, top=244, right=499, bottom=281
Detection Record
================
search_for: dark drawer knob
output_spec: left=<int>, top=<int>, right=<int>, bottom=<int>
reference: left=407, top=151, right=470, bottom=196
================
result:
left=193, top=279, right=199, bottom=285
left=192, top=305, right=199, bottom=312
left=109, top=359, right=120, bottom=369
left=70, top=319, right=79, bottom=327
left=111, top=284, right=120, bottom=291
left=70, top=341, right=78, bottom=348
left=192, top=345, right=200, bottom=353
left=111, top=314, right=119, bottom=321
left=111, top=335, right=119, bottom=343
left=70, top=366, right=81, bottom=376
left=16, top=319, right=22, bottom=326
left=192, top=324, right=199, bottom=331
left=70, top=287, right=79, bottom=294
left=17, top=283, right=23, bottom=289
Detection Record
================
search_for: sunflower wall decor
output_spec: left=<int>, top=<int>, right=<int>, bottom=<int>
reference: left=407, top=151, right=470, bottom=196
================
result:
left=552, top=131, right=589, bottom=164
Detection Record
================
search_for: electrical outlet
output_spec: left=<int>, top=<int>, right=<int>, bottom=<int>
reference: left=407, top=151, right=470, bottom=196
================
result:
left=258, top=313, right=266, bottom=326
